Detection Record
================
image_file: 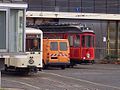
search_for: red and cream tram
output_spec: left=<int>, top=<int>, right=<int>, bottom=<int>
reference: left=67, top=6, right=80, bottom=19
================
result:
left=39, top=24, right=95, bottom=66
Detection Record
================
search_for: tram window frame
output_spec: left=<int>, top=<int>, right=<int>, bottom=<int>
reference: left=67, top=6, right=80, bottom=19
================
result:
left=82, top=35, right=85, bottom=47
left=68, top=35, right=74, bottom=47
left=74, top=35, right=80, bottom=47
left=86, top=35, right=91, bottom=48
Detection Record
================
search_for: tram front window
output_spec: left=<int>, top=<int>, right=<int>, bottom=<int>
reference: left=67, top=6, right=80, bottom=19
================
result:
left=86, top=36, right=91, bottom=48
left=26, top=35, right=41, bottom=52
left=82, top=35, right=94, bottom=48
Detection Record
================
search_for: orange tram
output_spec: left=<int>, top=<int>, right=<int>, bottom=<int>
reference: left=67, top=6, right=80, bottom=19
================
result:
left=38, top=24, right=95, bottom=66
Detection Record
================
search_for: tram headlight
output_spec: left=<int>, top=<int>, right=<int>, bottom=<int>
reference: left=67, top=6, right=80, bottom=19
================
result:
left=86, top=53, right=90, bottom=58
left=83, top=57, right=86, bottom=59
left=29, top=58, right=34, bottom=64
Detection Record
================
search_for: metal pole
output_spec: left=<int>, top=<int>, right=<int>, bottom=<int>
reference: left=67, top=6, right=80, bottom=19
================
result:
left=115, top=21, right=119, bottom=60
left=107, top=21, right=110, bottom=55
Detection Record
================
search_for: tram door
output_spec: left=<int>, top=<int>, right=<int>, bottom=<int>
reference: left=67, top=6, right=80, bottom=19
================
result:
left=73, top=35, right=81, bottom=59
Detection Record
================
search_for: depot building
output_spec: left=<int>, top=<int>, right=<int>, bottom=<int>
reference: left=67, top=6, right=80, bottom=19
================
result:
left=26, top=0, right=120, bottom=60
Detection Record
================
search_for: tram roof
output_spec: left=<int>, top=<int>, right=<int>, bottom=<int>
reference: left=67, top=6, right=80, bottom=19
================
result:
left=26, top=27, right=43, bottom=34
left=40, top=25, right=94, bottom=34
left=39, top=25, right=82, bottom=33
left=27, top=24, right=94, bottom=34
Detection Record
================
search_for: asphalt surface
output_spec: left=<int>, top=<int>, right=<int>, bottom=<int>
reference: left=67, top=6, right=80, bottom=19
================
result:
left=1, top=64, right=120, bottom=90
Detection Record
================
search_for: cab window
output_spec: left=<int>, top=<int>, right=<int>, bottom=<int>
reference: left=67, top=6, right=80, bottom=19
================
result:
left=82, top=35, right=94, bottom=48
left=26, top=37, right=41, bottom=52
left=50, top=42, right=58, bottom=51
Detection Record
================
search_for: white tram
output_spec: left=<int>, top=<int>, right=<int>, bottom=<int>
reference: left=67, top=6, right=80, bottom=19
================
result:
left=5, top=28, right=43, bottom=74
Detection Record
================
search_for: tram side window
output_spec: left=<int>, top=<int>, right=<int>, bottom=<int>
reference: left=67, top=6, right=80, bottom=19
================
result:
left=68, top=35, right=74, bottom=47
left=50, top=42, right=58, bottom=51
left=74, top=35, right=80, bottom=47
left=82, top=36, right=85, bottom=47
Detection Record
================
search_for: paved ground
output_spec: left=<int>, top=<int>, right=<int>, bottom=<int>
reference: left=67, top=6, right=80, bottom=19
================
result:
left=1, top=64, right=120, bottom=90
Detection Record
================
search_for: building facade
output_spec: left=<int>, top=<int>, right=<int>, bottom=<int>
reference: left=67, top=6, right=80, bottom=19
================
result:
left=26, top=0, right=120, bottom=60
left=27, top=0, right=120, bottom=14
